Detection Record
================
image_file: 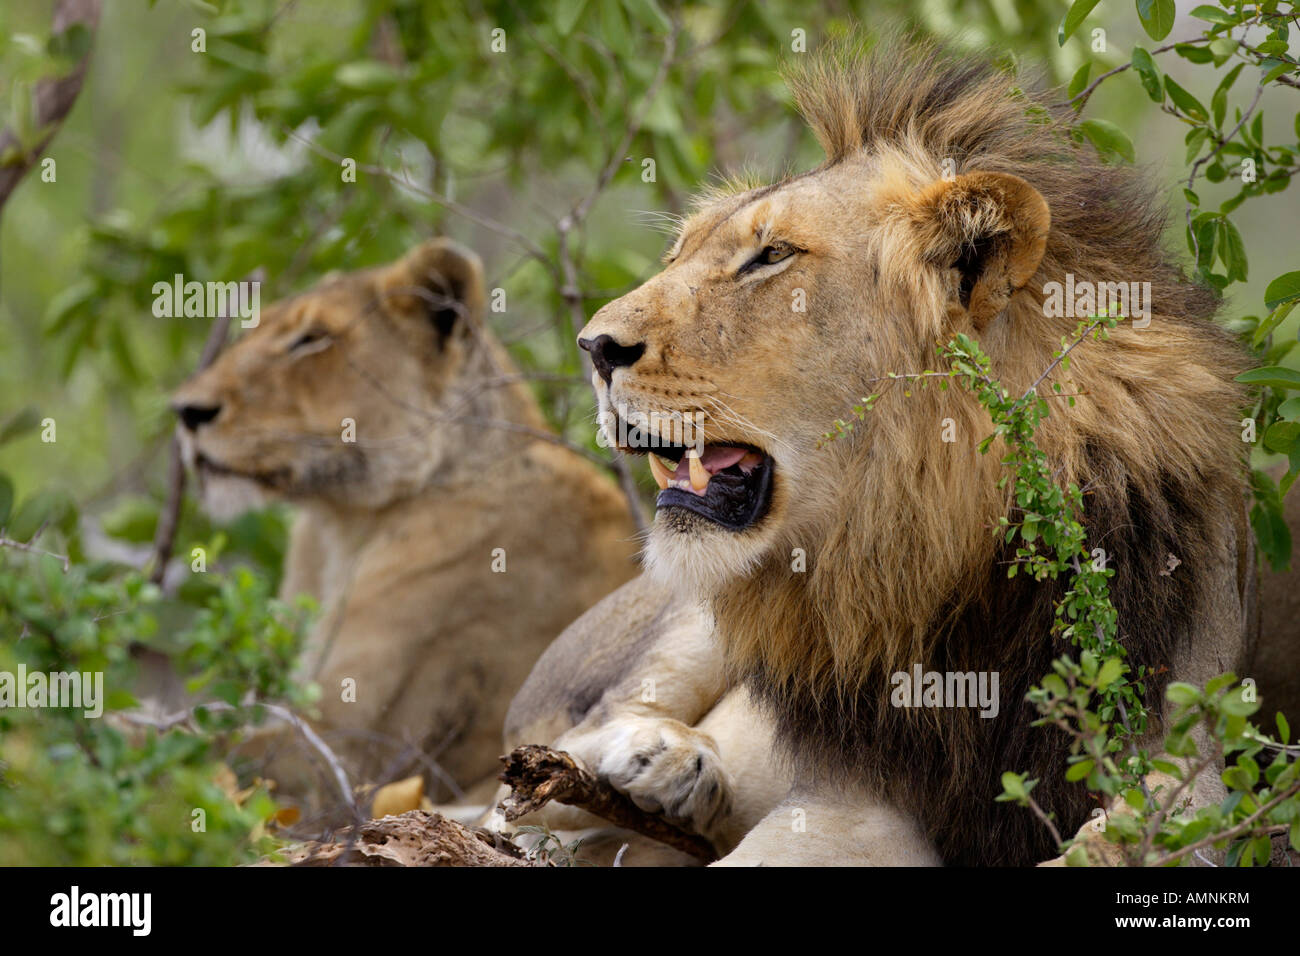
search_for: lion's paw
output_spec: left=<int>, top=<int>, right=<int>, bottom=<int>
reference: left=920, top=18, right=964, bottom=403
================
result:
left=568, top=718, right=733, bottom=840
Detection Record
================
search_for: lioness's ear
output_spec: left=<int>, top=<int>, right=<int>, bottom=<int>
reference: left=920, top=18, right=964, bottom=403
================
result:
left=379, top=238, right=486, bottom=342
left=909, top=171, right=1050, bottom=330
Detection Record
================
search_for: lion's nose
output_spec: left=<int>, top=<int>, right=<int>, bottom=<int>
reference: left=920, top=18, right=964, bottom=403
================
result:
left=173, top=402, right=222, bottom=431
left=578, top=334, right=645, bottom=385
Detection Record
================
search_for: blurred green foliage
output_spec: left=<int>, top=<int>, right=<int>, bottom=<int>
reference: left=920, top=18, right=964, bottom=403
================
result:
left=0, top=537, right=314, bottom=864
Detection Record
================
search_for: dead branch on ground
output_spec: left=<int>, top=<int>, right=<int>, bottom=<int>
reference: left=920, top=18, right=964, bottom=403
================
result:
left=499, top=744, right=717, bottom=863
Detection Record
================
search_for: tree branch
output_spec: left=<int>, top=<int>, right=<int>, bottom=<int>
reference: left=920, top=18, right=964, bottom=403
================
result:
left=554, top=22, right=681, bottom=535
left=0, top=0, right=102, bottom=215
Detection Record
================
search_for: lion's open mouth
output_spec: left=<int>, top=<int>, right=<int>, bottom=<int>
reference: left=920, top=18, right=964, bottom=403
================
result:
left=611, top=414, right=774, bottom=531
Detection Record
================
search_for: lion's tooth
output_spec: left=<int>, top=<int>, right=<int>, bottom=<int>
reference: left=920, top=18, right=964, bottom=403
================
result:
left=687, top=449, right=709, bottom=491
left=648, top=453, right=672, bottom=490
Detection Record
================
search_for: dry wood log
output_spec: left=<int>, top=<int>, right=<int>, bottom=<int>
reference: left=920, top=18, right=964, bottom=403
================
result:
left=280, top=810, right=531, bottom=867
left=499, top=744, right=718, bottom=863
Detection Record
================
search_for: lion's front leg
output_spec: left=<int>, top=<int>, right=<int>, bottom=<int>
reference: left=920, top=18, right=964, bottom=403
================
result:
left=714, top=784, right=941, bottom=866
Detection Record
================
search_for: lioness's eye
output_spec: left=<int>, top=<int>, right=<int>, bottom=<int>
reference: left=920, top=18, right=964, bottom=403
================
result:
left=287, top=328, right=331, bottom=353
left=740, top=244, right=795, bottom=274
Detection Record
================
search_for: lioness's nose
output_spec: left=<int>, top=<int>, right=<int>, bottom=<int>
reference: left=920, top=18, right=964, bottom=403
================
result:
left=173, top=401, right=222, bottom=431
left=579, top=334, right=645, bottom=385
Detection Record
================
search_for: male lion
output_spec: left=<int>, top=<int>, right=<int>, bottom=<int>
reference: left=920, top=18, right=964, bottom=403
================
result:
left=168, top=239, right=639, bottom=794
left=501, top=41, right=1262, bottom=866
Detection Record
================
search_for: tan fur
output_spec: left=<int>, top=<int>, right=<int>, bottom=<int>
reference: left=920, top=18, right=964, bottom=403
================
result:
left=564, top=38, right=1253, bottom=865
left=169, top=239, right=639, bottom=794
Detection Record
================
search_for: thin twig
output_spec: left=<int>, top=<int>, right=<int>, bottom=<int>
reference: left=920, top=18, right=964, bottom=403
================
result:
left=1060, top=38, right=1211, bottom=111
left=148, top=303, right=238, bottom=585
left=1025, top=793, right=1064, bottom=847
left=0, top=533, right=70, bottom=571
left=122, top=700, right=359, bottom=818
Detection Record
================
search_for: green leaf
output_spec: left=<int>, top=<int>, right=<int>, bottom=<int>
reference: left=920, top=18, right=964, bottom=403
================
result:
left=1066, top=759, right=1095, bottom=782
left=1237, top=366, right=1300, bottom=391
left=1059, top=0, right=1103, bottom=46
left=1191, top=213, right=1217, bottom=268
left=1217, top=218, right=1248, bottom=282
left=599, top=0, right=632, bottom=58
left=1262, top=58, right=1294, bottom=85
left=1078, top=118, right=1135, bottom=163
left=1238, top=755, right=1260, bottom=787
left=1131, top=47, right=1163, bottom=102
left=1189, top=5, right=1237, bottom=25
left=1253, top=835, right=1271, bottom=865
left=1000, top=771, right=1028, bottom=800
left=1208, top=37, right=1238, bottom=66
left=622, top=0, right=671, bottom=31
left=1165, top=75, right=1208, bottom=120
left=0, top=473, right=12, bottom=527
left=1151, top=759, right=1183, bottom=779
left=1215, top=63, right=1245, bottom=101
left=1264, top=271, right=1300, bottom=310
left=0, top=406, right=41, bottom=447
left=334, top=61, right=402, bottom=94
left=1067, top=61, right=1092, bottom=99
left=1136, top=0, right=1176, bottom=42
left=1264, top=421, right=1300, bottom=454
left=553, top=0, right=588, bottom=35
left=7, top=489, right=69, bottom=543
left=1175, top=43, right=1215, bottom=64
left=1253, top=301, right=1297, bottom=348
left=1221, top=689, right=1260, bottom=717
left=42, top=279, right=96, bottom=336
left=1096, top=657, right=1125, bottom=690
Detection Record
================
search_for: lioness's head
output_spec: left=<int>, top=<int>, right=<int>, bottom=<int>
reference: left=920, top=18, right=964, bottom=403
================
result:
left=171, top=239, right=488, bottom=517
left=580, top=38, right=1239, bottom=647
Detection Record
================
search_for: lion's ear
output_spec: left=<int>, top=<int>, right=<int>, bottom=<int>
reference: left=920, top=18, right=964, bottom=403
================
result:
left=379, top=238, right=486, bottom=341
left=909, top=171, right=1050, bottom=330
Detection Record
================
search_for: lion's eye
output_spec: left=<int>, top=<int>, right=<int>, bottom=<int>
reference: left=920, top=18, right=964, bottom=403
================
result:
left=741, top=244, right=795, bottom=274
left=287, top=328, right=332, bottom=354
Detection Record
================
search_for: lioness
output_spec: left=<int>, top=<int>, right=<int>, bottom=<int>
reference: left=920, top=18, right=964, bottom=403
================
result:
left=169, top=239, right=639, bottom=793
left=497, top=40, right=1268, bottom=865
